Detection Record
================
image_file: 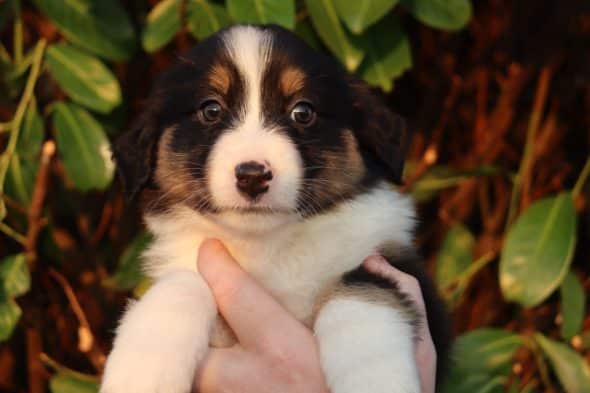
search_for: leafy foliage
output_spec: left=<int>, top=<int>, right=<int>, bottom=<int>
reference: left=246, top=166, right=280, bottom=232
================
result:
left=500, top=193, right=577, bottom=307
left=1, top=0, right=589, bottom=391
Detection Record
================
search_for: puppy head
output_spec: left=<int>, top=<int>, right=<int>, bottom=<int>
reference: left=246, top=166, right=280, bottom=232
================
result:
left=113, top=24, right=408, bottom=230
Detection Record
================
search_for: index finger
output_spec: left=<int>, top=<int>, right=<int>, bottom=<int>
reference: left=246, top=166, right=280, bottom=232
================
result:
left=197, top=239, right=305, bottom=352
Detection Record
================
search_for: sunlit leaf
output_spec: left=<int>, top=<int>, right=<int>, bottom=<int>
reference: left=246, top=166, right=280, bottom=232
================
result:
left=0, top=254, right=30, bottom=299
left=46, top=44, right=122, bottom=114
left=33, top=0, right=137, bottom=61
left=500, top=193, right=577, bottom=308
left=53, top=102, right=115, bottom=191
left=535, top=333, right=590, bottom=393
left=560, top=271, right=585, bottom=340
left=304, top=0, right=364, bottom=71
left=142, top=0, right=182, bottom=52
left=104, top=232, right=153, bottom=291
left=49, top=373, right=99, bottom=393
left=401, top=0, right=472, bottom=31
left=227, top=0, right=295, bottom=29
left=0, top=299, right=21, bottom=342
left=186, top=0, right=232, bottom=40
left=436, top=223, right=474, bottom=289
left=333, top=0, right=398, bottom=34
left=357, top=16, right=411, bottom=92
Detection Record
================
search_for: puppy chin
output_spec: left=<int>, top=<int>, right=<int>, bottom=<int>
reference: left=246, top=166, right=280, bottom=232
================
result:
left=212, top=209, right=298, bottom=235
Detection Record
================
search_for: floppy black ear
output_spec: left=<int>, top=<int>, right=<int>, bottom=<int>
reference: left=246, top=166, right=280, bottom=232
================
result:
left=350, top=81, right=409, bottom=185
left=112, top=111, right=160, bottom=200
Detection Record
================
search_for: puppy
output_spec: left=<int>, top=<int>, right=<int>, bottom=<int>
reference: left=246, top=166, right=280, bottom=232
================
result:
left=102, top=24, right=451, bottom=393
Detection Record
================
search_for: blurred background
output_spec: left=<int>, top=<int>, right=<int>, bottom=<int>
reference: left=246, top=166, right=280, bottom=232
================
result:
left=0, top=0, right=589, bottom=392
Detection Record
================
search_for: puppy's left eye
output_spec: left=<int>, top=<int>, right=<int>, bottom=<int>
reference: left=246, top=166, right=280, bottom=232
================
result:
left=290, top=102, right=315, bottom=125
left=200, top=100, right=222, bottom=123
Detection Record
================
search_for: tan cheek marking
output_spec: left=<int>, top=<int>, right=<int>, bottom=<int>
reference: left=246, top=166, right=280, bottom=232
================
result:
left=154, top=128, right=193, bottom=199
left=316, top=130, right=366, bottom=200
left=280, top=67, right=305, bottom=96
left=342, top=130, right=365, bottom=181
left=208, top=64, right=232, bottom=94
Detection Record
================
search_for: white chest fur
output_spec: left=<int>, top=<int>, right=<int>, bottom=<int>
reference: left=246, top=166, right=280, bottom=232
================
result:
left=143, top=183, right=415, bottom=322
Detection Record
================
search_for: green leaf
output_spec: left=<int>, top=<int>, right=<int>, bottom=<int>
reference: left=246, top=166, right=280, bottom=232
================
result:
left=305, top=0, right=365, bottom=71
left=33, top=0, right=137, bottom=61
left=410, top=165, right=500, bottom=202
left=500, top=192, right=577, bottom=307
left=17, top=100, right=44, bottom=158
left=436, top=223, right=474, bottom=289
left=104, top=232, right=153, bottom=291
left=5, top=102, right=44, bottom=205
left=0, top=254, right=30, bottom=299
left=401, top=0, right=472, bottom=31
left=142, top=0, right=182, bottom=52
left=357, top=16, right=411, bottom=92
left=333, top=0, right=399, bottom=34
left=0, top=299, right=21, bottom=342
left=295, top=20, right=321, bottom=50
left=53, top=102, right=115, bottom=191
left=535, top=334, right=590, bottom=393
left=46, top=44, right=122, bottom=114
left=186, top=0, right=232, bottom=40
left=227, top=0, right=295, bottom=29
left=440, top=329, right=522, bottom=393
left=560, top=271, right=586, bottom=340
left=50, top=373, right=99, bottom=393
left=441, top=373, right=506, bottom=393
left=5, top=153, right=38, bottom=205
left=453, top=328, right=522, bottom=375
left=133, top=277, right=153, bottom=299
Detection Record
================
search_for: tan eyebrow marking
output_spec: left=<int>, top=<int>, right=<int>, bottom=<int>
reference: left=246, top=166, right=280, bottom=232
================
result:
left=280, top=67, right=305, bottom=96
left=208, top=64, right=232, bottom=94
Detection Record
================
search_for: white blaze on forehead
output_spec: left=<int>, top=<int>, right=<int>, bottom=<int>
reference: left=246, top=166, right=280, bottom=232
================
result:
left=208, top=26, right=303, bottom=219
left=222, top=26, right=273, bottom=124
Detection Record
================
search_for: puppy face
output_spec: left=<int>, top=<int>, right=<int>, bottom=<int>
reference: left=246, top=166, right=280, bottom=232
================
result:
left=114, top=25, right=407, bottom=230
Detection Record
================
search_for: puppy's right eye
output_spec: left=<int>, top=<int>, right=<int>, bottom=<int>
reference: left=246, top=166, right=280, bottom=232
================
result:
left=200, top=100, right=222, bottom=123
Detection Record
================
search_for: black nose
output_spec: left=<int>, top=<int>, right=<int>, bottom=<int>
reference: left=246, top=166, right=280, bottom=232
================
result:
left=235, top=161, right=273, bottom=200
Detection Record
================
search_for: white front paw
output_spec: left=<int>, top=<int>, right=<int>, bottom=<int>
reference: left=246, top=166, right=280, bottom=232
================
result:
left=100, top=342, right=205, bottom=393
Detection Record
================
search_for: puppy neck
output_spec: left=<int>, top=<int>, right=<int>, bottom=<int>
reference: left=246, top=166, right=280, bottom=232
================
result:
left=143, top=182, right=415, bottom=281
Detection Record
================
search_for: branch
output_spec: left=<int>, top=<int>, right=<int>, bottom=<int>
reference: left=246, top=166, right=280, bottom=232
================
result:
left=0, top=39, right=46, bottom=219
left=506, top=66, right=553, bottom=227
left=25, top=141, right=55, bottom=267
left=49, top=269, right=106, bottom=372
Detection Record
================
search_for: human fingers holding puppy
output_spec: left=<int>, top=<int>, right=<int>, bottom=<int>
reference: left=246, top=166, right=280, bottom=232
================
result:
left=194, top=239, right=330, bottom=393
left=194, top=239, right=436, bottom=393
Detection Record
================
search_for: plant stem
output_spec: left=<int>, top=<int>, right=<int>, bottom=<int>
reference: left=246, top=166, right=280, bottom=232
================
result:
left=524, top=336, right=555, bottom=393
left=0, top=122, right=12, bottom=133
left=572, top=156, right=590, bottom=199
left=0, top=221, right=27, bottom=245
left=0, top=40, right=46, bottom=212
left=12, top=0, right=23, bottom=65
left=506, top=67, right=552, bottom=228
left=40, top=353, right=101, bottom=382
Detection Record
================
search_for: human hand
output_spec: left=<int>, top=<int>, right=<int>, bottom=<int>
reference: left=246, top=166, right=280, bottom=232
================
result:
left=194, top=239, right=330, bottom=393
left=363, top=255, right=437, bottom=393
left=193, top=240, right=437, bottom=393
